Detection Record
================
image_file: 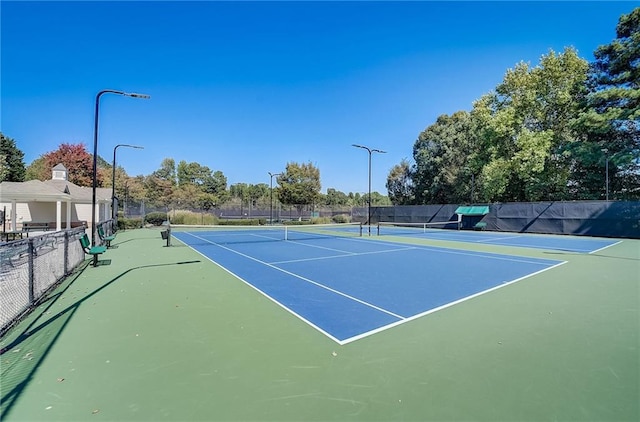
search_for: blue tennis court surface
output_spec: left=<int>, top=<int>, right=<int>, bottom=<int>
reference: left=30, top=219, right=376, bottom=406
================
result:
left=377, top=225, right=619, bottom=253
left=173, top=229, right=564, bottom=344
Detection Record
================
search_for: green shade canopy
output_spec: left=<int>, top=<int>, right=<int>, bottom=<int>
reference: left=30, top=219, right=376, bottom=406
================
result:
left=455, top=206, right=490, bottom=215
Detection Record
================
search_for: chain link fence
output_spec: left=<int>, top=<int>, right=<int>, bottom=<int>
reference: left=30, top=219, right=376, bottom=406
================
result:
left=0, top=227, right=86, bottom=335
left=121, top=198, right=362, bottom=223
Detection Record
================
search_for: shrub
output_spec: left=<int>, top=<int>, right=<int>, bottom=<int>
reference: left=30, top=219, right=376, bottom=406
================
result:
left=166, top=210, right=219, bottom=225
left=332, top=214, right=351, bottom=223
left=118, top=217, right=143, bottom=230
left=218, top=219, right=263, bottom=226
left=145, top=212, right=168, bottom=226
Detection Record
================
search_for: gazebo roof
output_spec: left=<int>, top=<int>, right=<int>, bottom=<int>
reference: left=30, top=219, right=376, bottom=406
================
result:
left=0, top=180, right=110, bottom=203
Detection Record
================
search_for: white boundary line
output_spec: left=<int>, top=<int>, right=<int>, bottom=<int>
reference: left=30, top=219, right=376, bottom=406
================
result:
left=269, top=245, right=416, bottom=265
left=589, top=240, right=623, bottom=254
left=378, top=226, right=622, bottom=254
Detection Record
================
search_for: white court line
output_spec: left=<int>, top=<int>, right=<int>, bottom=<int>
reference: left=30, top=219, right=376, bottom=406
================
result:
left=270, top=246, right=417, bottom=265
left=590, top=240, right=623, bottom=254
left=477, top=240, right=597, bottom=253
left=474, top=235, right=525, bottom=243
left=183, top=232, right=405, bottom=320
left=339, top=260, right=568, bottom=345
left=281, top=240, right=359, bottom=255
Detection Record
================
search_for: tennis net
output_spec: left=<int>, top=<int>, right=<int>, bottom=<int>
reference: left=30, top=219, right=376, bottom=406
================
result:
left=377, top=221, right=461, bottom=236
left=171, top=222, right=363, bottom=245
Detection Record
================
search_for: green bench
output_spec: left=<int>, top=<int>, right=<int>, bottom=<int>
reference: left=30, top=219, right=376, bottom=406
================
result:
left=97, top=226, right=116, bottom=248
left=474, top=222, right=487, bottom=231
left=79, top=234, right=107, bottom=267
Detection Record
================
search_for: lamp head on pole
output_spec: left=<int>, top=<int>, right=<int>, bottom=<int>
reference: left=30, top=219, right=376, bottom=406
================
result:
left=116, top=144, right=144, bottom=150
left=126, top=92, right=151, bottom=99
left=352, top=144, right=386, bottom=154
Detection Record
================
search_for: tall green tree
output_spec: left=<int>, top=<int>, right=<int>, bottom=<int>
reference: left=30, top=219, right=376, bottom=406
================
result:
left=144, top=158, right=177, bottom=208
left=325, top=188, right=350, bottom=207
left=472, top=48, right=589, bottom=201
left=277, top=162, right=321, bottom=216
left=386, top=158, right=414, bottom=205
left=572, top=7, right=640, bottom=199
left=247, top=183, right=268, bottom=207
left=203, top=170, right=229, bottom=203
left=412, top=111, right=477, bottom=204
left=0, top=133, right=26, bottom=182
left=153, top=158, right=177, bottom=184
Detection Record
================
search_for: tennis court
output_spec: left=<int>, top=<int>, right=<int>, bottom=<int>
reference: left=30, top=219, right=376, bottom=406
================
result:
left=173, top=224, right=565, bottom=344
left=376, top=222, right=620, bottom=253
left=1, top=226, right=637, bottom=421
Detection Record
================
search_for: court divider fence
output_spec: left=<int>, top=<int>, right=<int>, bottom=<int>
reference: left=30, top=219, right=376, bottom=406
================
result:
left=368, top=201, right=640, bottom=239
left=0, top=227, right=87, bottom=336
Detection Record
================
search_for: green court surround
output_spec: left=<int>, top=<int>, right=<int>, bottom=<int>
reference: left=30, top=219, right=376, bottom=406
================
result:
left=1, top=227, right=638, bottom=421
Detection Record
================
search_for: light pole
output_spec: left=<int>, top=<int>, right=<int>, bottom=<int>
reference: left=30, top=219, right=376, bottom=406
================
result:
left=352, top=144, right=386, bottom=235
left=470, top=173, right=475, bottom=203
left=92, top=89, right=150, bottom=246
left=268, top=172, right=281, bottom=225
left=465, top=167, right=475, bottom=203
left=601, top=148, right=609, bottom=201
left=112, top=144, right=144, bottom=221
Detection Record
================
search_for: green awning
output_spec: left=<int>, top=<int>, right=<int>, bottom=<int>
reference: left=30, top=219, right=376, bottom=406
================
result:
left=455, top=206, right=490, bottom=216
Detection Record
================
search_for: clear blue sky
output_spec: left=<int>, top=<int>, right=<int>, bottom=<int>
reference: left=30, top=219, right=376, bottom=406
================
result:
left=1, top=1, right=635, bottom=194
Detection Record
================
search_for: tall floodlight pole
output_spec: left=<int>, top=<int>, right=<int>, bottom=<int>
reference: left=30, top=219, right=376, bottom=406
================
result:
left=268, top=172, right=281, bottom=225
left=464, top=167, right=475, bottom=203
left=601, top=148, right=609, bottom=201
left=92, top=90, right=150, bottom=246
left=112, top=144, right=144, bottom=220
left=470, top=173, right=475, bottom=203
left=352, top=144, right=386, bottom=235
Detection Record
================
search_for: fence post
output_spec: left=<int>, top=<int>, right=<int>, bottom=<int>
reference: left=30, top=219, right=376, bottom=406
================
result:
left=28, top=238, right=35, bottom=305
left=64, top=230, right=69, bottom=275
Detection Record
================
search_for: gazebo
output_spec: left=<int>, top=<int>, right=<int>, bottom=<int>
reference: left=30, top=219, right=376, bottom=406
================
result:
left=0, top=164, right=112, bottom=233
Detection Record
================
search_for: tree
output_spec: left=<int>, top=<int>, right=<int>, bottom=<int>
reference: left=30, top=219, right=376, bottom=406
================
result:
left=144, top=158, right=177, bottom=208
left=0, top=133, right=26, bottom=182
left=25, top=156, right=48, bottom=181
left=175, top=161, right=229, bottom=206
left=144, top=174, right=173, bottom=209
left=412, top=111, right=477, bottom=204
left=153, top=158, right=177, bottom=185
left=325, top=188, right=350, bottom=207
left=363, top=192, right=391, bottom=206
left=248, top=183, right=268, bottom=207
left=572, top=8, right=640, bottom=199
left=203, top=170, right=229, bottom=204
left=472, top=48, right=589, bottom=201
left=122, top=175, right=146, bottom=210
left=177, top=160, right=211, bottom=186
left=26, top=143, right=98, bottom=186
left=386, top=158, right=414, bottom=205
left=277, top=162, right=321, bottom=216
